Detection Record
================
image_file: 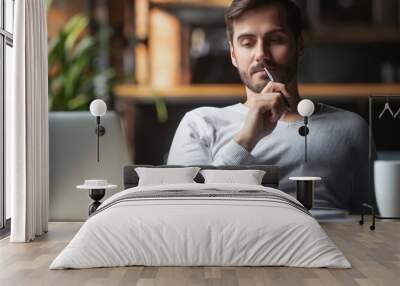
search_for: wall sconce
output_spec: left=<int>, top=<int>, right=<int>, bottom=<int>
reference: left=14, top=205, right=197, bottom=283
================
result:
left=290, top=99, right=320, bottom=210
left=297, top=99, right=315, bottom=163
left=90, top=99, right=107, bottom=162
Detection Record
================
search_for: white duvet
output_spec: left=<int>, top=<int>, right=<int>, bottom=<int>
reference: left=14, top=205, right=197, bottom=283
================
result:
left=50, top=183, right=351, bottom=269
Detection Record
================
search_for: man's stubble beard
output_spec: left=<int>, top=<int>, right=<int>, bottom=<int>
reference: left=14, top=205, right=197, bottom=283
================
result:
left=238, top=70, right=267, bottom=93
left=238, top=61, right=298, bottom=93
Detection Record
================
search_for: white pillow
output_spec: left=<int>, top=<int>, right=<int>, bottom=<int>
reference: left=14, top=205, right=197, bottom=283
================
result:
left=200, top=169, right=266, bottom=185
left=135, top=167, right=201, bottom=186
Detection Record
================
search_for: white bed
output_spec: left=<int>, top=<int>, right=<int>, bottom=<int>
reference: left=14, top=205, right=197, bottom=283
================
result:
left=50, top=183, right=351, bottom=269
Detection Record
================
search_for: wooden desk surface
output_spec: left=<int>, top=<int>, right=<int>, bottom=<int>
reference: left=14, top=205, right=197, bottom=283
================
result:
left=114, top=84, right=400, bottom=99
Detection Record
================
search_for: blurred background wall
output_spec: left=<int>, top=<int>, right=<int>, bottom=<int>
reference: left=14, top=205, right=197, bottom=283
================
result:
left=47, top=0, right=400, bottom=165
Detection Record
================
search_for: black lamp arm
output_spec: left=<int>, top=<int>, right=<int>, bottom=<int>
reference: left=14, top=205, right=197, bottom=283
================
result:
left=94, top=116, right=106, bottom=162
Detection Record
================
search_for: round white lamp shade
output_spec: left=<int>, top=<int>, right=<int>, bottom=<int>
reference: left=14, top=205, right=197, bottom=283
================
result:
left=90, top=99, right=107, bottom=117
left=297, top=99, right=315, bottom=117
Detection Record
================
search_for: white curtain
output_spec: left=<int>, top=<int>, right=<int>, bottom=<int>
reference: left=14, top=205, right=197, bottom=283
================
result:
left=7, top=0, right=49, bottom=242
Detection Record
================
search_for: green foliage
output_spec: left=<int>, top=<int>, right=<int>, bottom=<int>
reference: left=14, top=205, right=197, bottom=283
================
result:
left=48, top=14, right=114, bottom=111
left=153, top=95, right=168, bottom=123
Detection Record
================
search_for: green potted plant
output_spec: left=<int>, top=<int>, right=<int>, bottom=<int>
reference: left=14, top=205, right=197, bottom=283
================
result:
left=48, top=14, right=114, bottom=111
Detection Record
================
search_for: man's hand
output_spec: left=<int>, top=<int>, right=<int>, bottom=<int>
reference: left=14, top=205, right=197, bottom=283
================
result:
left=234, top=81, right=291, bottom=151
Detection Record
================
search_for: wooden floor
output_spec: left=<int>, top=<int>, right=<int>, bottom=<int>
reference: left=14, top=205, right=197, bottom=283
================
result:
left=0, top=219, right=399, bottom=286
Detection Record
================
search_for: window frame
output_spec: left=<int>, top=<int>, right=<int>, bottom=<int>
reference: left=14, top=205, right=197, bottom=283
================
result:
left=0, top=0, right=14, bottom=231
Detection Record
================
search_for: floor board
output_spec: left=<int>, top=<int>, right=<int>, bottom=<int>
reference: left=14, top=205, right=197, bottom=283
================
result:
left=0, top=219, right=399, bottom=286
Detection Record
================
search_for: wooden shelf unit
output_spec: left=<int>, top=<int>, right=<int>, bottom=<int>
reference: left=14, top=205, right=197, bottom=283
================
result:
left=114, top=83, right=400, bottom=99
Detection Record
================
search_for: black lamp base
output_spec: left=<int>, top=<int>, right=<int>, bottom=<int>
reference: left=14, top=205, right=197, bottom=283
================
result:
left=88, top=189, right=105, bottom=215
left=95, top=125, right=106, bottom=136
left=298, top=126, right=309, bottom=136
left=296, top=180, right=314, bottom=210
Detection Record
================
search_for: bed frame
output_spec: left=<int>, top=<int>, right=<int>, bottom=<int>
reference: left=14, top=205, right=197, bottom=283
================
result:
left=123, top=165, right=280, bottom=189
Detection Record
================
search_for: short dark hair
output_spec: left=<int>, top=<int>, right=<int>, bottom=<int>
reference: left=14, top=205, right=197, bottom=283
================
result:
left=225, top=0, right=303, bottom=43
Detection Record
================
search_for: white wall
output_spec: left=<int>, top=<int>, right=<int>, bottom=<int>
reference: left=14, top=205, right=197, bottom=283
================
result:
left=49, top=111, right=131, bottom=221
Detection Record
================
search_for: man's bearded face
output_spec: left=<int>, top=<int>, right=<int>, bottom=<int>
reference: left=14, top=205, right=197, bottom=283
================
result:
left=229, top=4, right=301, bottom=93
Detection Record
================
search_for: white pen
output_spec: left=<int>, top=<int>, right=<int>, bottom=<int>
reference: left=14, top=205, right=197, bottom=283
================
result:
left=263, top=65, right=290, bottom=109
left=263, top=66, right=275, bottom=82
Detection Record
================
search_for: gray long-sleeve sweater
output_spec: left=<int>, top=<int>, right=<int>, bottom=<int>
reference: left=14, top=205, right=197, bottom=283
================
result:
left=167, top=102, right=371, bottom=210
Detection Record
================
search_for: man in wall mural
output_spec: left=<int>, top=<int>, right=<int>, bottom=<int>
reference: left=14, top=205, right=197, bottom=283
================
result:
left=167, top=0, right=371, bottom=212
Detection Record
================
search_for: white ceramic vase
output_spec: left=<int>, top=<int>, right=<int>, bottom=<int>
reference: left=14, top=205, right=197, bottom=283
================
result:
left=374, top=160, right=400, bottom=217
